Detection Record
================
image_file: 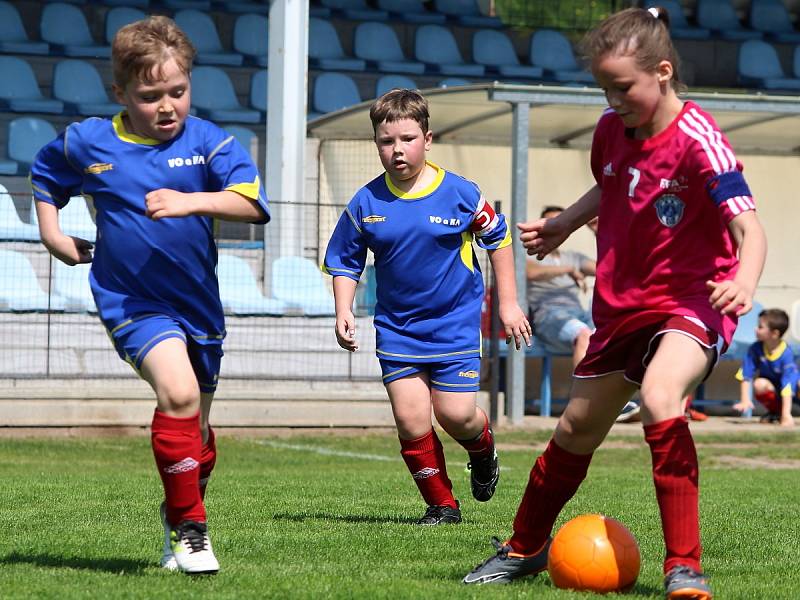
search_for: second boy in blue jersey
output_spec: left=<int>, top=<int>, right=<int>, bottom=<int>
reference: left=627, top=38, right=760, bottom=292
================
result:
left=31, top=16, right=270, bottom=574
left=734, top=308, right=797, bottom=426
left=324, top=89, right=531, bottom=524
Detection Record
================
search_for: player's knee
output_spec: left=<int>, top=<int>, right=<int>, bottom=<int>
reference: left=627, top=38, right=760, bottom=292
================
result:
left=639, top=383, right=677, bottom=413
left=158, top=382, right=201, bottom=413
left=752, top=378, right=773, bottom=395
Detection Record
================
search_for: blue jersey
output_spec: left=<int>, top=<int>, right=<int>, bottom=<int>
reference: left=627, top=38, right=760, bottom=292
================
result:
left=323, top=162, right=511, bottom=362
left=737, top=340, right=798, bottom=396
left=30, top=113, right=269, bottom=342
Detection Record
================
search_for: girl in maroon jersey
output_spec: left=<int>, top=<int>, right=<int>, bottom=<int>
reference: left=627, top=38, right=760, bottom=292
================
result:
left=463, top=7, right=766, bottom=599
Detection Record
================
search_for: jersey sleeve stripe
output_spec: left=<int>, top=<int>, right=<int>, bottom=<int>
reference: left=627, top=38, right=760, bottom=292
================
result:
left=344, top=207, right=362, bottom=233
left=678, top=119, right=722, bottom=173
left=726, top=198, right=742, bottom=215
left=207, top=136, right=234, bottom=163
left=680, top=112, right=736, bottom=174
left=688, top=108, right=737, bottom=168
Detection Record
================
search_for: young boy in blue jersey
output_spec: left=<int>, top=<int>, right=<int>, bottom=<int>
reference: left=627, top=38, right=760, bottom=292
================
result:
left=733, top=308, right=796, bottom=427
left=324, top=89, right=531, bottom=525
left=30, top=16, right=270, bottom=574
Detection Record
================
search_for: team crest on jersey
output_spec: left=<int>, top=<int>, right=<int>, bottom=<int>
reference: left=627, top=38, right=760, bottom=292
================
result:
left=362, top=215, right=386, bottom=223
left=84, top=163, right=113, bottom=174
left=654, top=194, right=685, bottom=228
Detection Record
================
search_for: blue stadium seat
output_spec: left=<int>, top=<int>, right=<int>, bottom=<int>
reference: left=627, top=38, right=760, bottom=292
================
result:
left=473, top=30, right=543, bottom=80
left=0, top=158, right=16, bottom=176
left=438, top=77, right=471, bottom=87
left=105, top=7, right=147, bottom=44
left=0, top=184, right=39, bottom=241
left=53, top=60, right=119, bottom=117
left=0, top=57, right=64, bottom=114
left=433, top=0, right=503, bottom=28
left=309, top=18, right=366, bottom=72
left=233, top=13, right=268, bottom=67
left=319, top=0, right=389, bottom=21
left=309, top=1, right=332, bottom=18
left=696, top=0, right=763, bottom=40
left=738, top=40, right=800, bottom=90
left=749, top=0, right=800, bottom=43
left=529, top=30, right=595, bottom=84
left=30, top=196, right=97, bottom=243
left=217, top=254, right=287, bottom=316
left=54, top=261, right=96, bottom=313
left=795, top=46, right=800, bottom=78
left=0, top=249, right=67, bottom=312
left=223, top=125, right=257, bottom=157
left=8, top=117, right=57, bottom=170
left=161, top=0, right=211, bottom=9
left=375, top=74, right=417, bottom=97
left=415, top=25, right=485, bottom=76
left=174, top=10, right=243, bottom=66
left=311, top=72, right=362, bottom=116
left=101, top=0, right=148, bottom=6
left=250, top=69, right=268, bottom=116
left=376, top=0, right=446, bottom=24
left=40, top=3, right=112, bottom=57
left=644, top=0, right=711, bottom=40
left=191, top=66, right=262, bottom=123
left=0, top=1, right=50, bottom=55
left=272, top=256, right=335, bottom=316
left=216, top=1, right=268, bottom=14
left=354, top=22, right=426, bottom=75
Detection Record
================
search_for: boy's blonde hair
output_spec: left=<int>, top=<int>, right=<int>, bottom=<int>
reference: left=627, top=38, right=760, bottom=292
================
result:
left=369, top=88, right=429, bottom=135
left=581, top=6, right=685, bottom=92
left=112, top=16, right=196, bottom=88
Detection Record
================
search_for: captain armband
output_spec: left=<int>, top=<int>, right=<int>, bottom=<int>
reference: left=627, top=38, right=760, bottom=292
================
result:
left=705, top=170, right=752, bottom=207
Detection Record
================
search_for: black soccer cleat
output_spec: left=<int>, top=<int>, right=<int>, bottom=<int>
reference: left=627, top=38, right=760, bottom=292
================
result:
left=416, top=501, right=462, bottom=525
left=463, top=536, right=551, bottom=584
left=664, top=565, right=713, bottom=599
left=467, top=445, right=500, bottom=502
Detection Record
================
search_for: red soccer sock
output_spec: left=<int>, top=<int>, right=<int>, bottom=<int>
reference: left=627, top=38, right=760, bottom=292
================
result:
left=151, top=409, right=206, bottom=526
left=755, top=390, right=780, bottom=414
left=509, top=438, right=593, bottom=555
left=644, top=416, right=702, bottom=574
left=199, top=427, right=217, bottom=500
left=455, top=412, right=494, bottom=459
left=399, top=429, right=457, bottom=509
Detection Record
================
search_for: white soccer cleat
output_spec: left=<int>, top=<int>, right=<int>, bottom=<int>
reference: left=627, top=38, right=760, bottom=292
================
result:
left=159, top=502, right=179, bottom=571
left=170, top=520, right=220, bottom=575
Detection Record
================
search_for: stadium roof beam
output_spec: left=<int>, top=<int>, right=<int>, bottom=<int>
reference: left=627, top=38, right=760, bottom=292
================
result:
left=309, top=83, right=800, bottom=425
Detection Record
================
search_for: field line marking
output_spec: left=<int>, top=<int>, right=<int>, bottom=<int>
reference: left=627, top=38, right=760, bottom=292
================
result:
left=260, top=440, right=397, bottom=462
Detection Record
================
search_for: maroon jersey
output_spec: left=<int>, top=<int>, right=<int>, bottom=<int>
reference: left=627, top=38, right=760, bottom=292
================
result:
left=589, top=101, right=755, bottom=351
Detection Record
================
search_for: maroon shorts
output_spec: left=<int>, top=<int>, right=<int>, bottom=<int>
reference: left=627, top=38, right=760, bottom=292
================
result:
left=574, top=315, right=721, bottom=386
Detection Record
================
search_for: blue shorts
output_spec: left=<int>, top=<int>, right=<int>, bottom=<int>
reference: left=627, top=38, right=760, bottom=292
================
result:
left=533, top=306, right=593, bottom=354
left=379, top=357, right=481, bottom=392
left=109, top=314, right=223, bottom=393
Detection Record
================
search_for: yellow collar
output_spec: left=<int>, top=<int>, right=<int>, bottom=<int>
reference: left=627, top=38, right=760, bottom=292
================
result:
left=384, top=161, right=445, bottom=199
left=112, top=112, right=165, bottom=146
left=762, top=340, right=786, bottom=361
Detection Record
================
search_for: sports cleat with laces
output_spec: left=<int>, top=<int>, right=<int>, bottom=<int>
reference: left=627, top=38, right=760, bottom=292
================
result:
left=170, top=520, right=220, bottom=574
left=467, top=445, right=500, bottom=502
left=462, top=536, right=551, bottom=584
left=416, top=501, right=462, bottom=525
left=159, top=502, right=178, bottom=571
left=664, top=565, right=713, bottom=599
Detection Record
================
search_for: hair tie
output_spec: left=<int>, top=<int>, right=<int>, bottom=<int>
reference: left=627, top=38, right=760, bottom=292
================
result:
left=647, top=6, right=660, bottom=18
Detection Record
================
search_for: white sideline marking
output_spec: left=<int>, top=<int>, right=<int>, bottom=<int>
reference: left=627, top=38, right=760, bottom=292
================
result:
left=260, top=440, right=396, bottom=462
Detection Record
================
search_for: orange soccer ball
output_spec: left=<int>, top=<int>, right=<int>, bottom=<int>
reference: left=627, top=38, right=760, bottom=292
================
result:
left=547, top=514, right=641, bottom=594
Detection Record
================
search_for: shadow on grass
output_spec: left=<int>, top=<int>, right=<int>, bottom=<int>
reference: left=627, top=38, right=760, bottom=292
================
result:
left=0, top=551, right=151, bottom=574
left=273, top=511, right=417, bottom=525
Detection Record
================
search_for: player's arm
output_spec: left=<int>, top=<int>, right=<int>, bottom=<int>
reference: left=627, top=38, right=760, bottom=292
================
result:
left=733, top=378, right=754, bottom=413
left=526, top=259, right=576, bottom=281
left=332, top=276, right=358, bottom=352
left=518, top=185, right=600, bottom=259
left=145, top=189, right=264, bottom=222
left=488, top=245, right=531, bottom=350
left=707, top=210, right=766, bottom=315
left=36, top=200, right=93, bottom=266
left=580, top=256, right=597, bottom=277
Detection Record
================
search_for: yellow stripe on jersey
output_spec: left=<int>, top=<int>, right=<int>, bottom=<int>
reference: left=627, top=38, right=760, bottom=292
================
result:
left=112, top=113, right=162, bottom=146
left=384, top=161, right=445, bottom=199
left=459, top=231, right=474, bottom=272
left=226, top=176, right=261, bottom=200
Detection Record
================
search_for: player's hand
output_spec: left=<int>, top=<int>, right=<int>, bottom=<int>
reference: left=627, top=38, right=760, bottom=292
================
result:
left=44, top=233, right=93, bottom=266
left=145, top=188, right=191, bottom=220
left=731, top=400, right=754, bottom=414
left=335, top=310, right=358, bottom=352
left=706, top=279, right=753, bottom=316
left=499, top=302, right=532, bottom=350
left=517, top=217, right=571, bottom=259
left=568, top=269, right=587, bottom=293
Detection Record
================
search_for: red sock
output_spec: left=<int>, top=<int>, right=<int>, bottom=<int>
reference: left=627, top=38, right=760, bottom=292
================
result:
left=399, top=430, right=457, bottom=509
left=755, top=390, right=779, bottom=414
left=509, top=438, right=593, bottom=555
left=151, top=409, right=205, bottom=526
left=644, top=416, right=702, bottom=574
left=455, top=412, right=494, bottom=459
left=199, top=427, right=217, bottom=500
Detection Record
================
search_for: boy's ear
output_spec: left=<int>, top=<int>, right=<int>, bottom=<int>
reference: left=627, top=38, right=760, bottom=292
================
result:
left=424, top=128, right=433, bottom=149
left=111, top=83, right=126, bottom=105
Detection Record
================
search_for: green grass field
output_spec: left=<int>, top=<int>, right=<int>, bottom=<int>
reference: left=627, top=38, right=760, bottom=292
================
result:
left=0, top=429, right=798, bottom=599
